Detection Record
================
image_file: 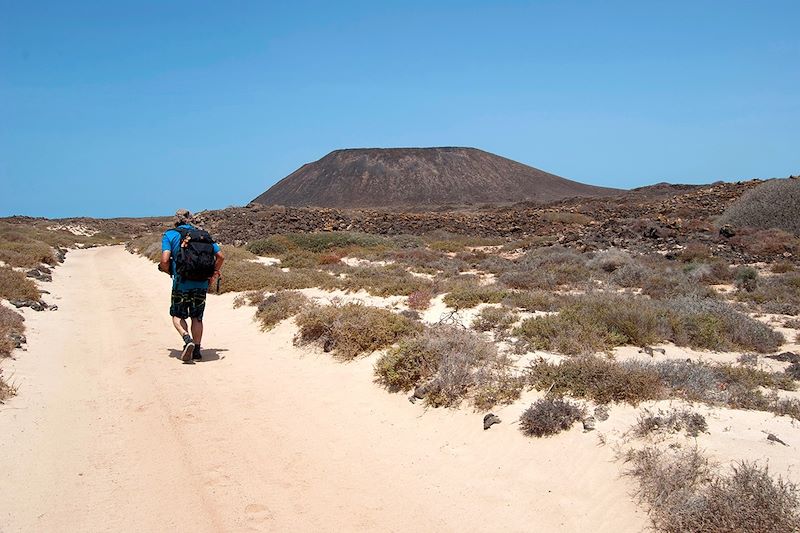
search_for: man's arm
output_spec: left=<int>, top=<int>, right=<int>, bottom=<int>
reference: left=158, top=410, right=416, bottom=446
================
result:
left=209, top=251, right=225, bottom=282
left=159, top=251, right=172, bottom=274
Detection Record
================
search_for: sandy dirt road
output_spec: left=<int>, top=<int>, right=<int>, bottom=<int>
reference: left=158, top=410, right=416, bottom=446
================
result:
left=0, top=246, right=645, bottom=532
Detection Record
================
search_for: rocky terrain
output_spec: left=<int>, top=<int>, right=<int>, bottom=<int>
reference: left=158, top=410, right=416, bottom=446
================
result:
left=252, top=147, right=620, bottom=208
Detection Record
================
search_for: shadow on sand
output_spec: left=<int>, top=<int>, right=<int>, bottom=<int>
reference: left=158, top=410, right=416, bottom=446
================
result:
left=167, top=347, right=228, bottom=363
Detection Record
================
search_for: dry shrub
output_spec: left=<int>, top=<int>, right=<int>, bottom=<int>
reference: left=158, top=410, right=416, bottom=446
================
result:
left=519, top=398, right=586, bottom=437
left=587, top=248, right=633, bottom=273
left=407, top=289, right=432, bottom=310
left=442, top=283, right=508, bottom=309
left=731, top=228, right=800, bottom=257
left=720, top=177, right=800, bottom=235
left=626, top=446, right=800, bottom=533
left=221, top=262, right=335, bottom=293
left=125, top=234, right=162, bottom=262
left=736, top=272, right=800, bottom=315
left=514, top=293, right=782, bottom=355
left=678, top=242, right=713, bottom=263
left=513, top=293, right=663, bottom=355
left=0, top=266, right=41, bottom=301
left=472, top=306, right=517, bottom=334
left=0, top=306, right=25, bottom=358
left=340, top=265, right=432, bottom=297
left=0, top=240, right=56, bottom=268
left=772, top=261, right=795, bottom=274
left=501, top=247, right=592, bottom=290
left=527, top=357, right=663, bottom=405
left=254, top=291, right=311, bottom=330
left=633, top=408, right=708, bottom=438
left=295, top=303, right=419, bottom=359
left=232, top=290, right=267, bottom=309
left=501, top=290, right=564, bottom=312
left=374, top=325, right=516, bottom=408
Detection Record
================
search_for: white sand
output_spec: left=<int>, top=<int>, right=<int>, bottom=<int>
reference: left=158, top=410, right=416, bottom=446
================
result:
left=0, top=246, right=650, bottom=532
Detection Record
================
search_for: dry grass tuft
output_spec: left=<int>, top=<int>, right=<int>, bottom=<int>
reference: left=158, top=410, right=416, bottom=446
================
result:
left=0, top=306, right=25, bottom=358
left=0, top=266, right=41, bottom=301
left=519, top=398, right=586, bottom=437
left=632, top=408, right=708, bottom=438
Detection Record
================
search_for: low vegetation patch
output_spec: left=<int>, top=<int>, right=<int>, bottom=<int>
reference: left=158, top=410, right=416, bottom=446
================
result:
left=375, top=325, right=517, bottom=408
left=632, top=408, right=708, bottom=438
left=0, top=305, right=25, bottom=358
left=0, top=266, right=41, bottom=301
left=295, top=303, right=420, bottom=359
left=514, top=293, right=782, bottom=355
left=626, top=446, right=800, bottom=533
left=519, top=398, right=586, bottom=437
left=253, top=291, right=311, bottom=330
left=442, top=283, right=508, bottom=309
left=527, top=357, right=664, bottom=405
left=471, top=306, right=518, bottom=334
left=719, top=177, right=800, bottom=235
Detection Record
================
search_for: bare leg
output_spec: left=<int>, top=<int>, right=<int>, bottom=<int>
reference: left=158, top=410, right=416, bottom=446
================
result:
left=172, top=316, right=190, bottom=338
left=190, top=318, right=203, bottom=345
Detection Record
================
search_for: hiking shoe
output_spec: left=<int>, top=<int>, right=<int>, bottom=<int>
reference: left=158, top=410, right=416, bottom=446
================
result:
left=192, top=345, right=202, bottom=360
left=181, top=341, right=195, bottom=364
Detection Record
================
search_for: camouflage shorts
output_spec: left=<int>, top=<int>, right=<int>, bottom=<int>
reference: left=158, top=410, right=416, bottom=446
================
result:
left=170, top=288, right=207, bottom=320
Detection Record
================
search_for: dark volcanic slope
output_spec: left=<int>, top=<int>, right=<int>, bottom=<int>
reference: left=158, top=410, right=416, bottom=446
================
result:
left=253, top=147, right=620, bottom=208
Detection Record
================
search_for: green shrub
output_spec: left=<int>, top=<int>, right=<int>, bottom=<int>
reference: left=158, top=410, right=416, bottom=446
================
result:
left=501, top=290, right=564, bottom=312
left=340, top=265, right=433, bottom=297
left=519, top=398, right=586, bottom=437
left=443, top=283, right=508, bottom=309
left=295, top=303, right=420, bottom=359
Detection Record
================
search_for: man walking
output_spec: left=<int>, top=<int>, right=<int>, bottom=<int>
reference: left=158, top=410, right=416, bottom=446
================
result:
left=159, top=209, right=225, bottom=363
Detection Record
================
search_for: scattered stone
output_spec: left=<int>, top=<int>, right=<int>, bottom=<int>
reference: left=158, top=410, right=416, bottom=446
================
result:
left=54, top=247, right=67, bottom=263
left=8, top=299, right=47, bottom=312
left=767, top=433, right=788, bottom=446
left=9, top=333, right=26, bottom=348
left=638, top=346, right=666, bottom=357
left=483, top=413, right=502, bottom=430
left=767, top=352, right=800, bottom=364
left=26, top=269, right=52, bottom=282
left=594, top=405, right=610, bottom=421
left=582, top=416, right=596, bottom=432
left=49, top=305, right=58, bottom=311
left=719, top=224, right=736, bottom=238
left=408, top=378, right=438, bottom=404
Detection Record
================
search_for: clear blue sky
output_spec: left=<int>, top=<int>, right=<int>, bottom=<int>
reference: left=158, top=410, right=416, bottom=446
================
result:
left=2, top=1, right=798, bottom=218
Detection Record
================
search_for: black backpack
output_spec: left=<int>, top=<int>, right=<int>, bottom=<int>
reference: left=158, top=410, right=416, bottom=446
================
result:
left=174, top=227, right=217, bottom=281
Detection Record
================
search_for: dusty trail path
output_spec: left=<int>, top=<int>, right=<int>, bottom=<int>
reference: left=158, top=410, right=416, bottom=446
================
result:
left=0, top=246, right=644, bottom=532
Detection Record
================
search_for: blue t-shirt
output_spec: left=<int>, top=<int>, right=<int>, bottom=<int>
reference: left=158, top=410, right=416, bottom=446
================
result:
left=162, top=224, right=221, bottom=290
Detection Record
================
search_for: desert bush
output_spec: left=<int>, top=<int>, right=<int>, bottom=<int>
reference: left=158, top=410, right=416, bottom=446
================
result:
left=785, top=362, right=800, bottom=381
left=407, top=290, right=432, bottom=311
left=279, top=250, right=320, bottom=268
left=661, top=297, right=783, bottom=353
left=736, top=272, right=800, bottom=315
left=513, top=293, right=664, bottom=355
left=220, top=262, right=335, bottom=293
left=731, top=228, right=800, bottom=257
left=340, top=265, right=433, bottom=297
left=0, top=305, right=25, bottom=358
left=0, top=267, right=41, bottom=301
left=501, top=290, right=564, bottom=312
left=253, top=291, right=311, bottom=330
left=501, top=247, right=593, bottom=290
left=720, top=177, right=800, bottom=234
left=626, top=446, right=800, bottom=533
left=0, top=240, right=56, bottom=268
left=519, top=398, right=586, bottom=437
left=375, top=325, right=515, bottom=408
left=734, top=265, right=758, bottom=292
left=587, top=248, right=633, bottom=273
left=125, top=234, right=162, bottom=262
left=471, top=306, right=518, bottom=334
left=442, top=283, right=508, bottom=309
left=678, top=242, right=713, bottom=263
left=775, top=398, right=800, bottom=420
left=772, top=261, right=795, bottom=274
left=527, top=357, right=663, bottom=405
left=247, top=236, right=290, bottom=256
left=632, top=408, right=708, bottom=438
left=295, top=303, right=419, bottom=359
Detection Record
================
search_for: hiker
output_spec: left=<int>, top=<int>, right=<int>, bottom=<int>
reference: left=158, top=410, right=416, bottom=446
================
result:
left=159, top=209, right=225, bottom=363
